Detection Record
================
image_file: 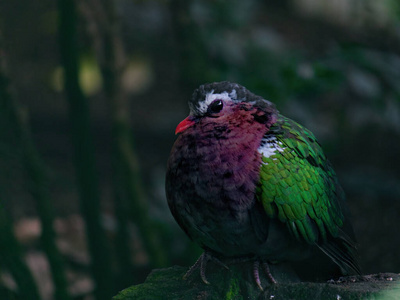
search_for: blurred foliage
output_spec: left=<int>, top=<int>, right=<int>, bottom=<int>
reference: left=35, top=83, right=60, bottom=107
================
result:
left=50, top=54, right=103, bottom=96
left=0, top=0, right=399, bottom=299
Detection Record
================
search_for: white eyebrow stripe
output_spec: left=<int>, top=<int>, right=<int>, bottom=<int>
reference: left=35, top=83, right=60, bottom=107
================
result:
left=205, top=91, right=232, bottom=103
left=197, top=90, right=234, bottom=113
left=229, top=89, right=237, bottom=100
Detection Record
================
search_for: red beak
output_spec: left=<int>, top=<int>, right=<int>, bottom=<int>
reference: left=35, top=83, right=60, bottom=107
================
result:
left=175, top=116, right=196, bottom=134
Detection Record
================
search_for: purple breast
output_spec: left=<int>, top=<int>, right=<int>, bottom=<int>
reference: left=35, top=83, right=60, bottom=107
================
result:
left=165, top=110, right=269, bottom=255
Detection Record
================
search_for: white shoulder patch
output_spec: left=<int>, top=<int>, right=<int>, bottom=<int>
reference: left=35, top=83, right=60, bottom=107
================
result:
left=258, top=135, right=285, bottom=159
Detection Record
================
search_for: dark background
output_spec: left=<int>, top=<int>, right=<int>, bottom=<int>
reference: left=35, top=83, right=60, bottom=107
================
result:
left=0, top=0, right=400, bottom=299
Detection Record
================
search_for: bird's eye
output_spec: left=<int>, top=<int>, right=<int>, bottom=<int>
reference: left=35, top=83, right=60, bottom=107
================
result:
left=208, top=100, right=223, bottom=114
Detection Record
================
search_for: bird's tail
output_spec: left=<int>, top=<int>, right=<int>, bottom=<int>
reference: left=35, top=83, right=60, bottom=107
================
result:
left=317, top=229, right=361, bottom=276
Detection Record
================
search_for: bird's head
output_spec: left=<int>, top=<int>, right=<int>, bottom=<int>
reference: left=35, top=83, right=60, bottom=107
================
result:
left=175, top=81, right=278, bottom=134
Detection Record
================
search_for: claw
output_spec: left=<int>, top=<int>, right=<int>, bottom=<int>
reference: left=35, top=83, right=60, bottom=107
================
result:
left=212, top=255, right=229, bottom=270
left=183, top=251, right=229, bottom=284
left=263, top=262, right=277, bottom=284
left=253, top=260, right=278, bottom=290
left=185, top=253, right=277, bottom=290
left=200, top=255, right=210, bottom=284
left=183, top=254, right=202, bottom=280
left=253, top=261, right=264, bottom=291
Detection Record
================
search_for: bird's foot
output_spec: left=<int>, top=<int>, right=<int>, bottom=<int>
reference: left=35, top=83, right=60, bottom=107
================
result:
left=253, top=260, right=277, bottom=291
left=183, top=251, right=229, bottom=284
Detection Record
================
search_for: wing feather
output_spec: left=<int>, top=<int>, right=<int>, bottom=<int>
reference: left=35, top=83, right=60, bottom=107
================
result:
left=258, top=115, right=360, bottom=274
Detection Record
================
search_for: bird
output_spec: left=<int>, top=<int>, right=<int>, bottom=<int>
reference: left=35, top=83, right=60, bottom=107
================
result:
left=165, top=81, right=361, bottom=290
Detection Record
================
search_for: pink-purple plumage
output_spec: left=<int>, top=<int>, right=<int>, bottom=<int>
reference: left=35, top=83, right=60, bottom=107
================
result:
left=166, top=81, right=360, bottom=289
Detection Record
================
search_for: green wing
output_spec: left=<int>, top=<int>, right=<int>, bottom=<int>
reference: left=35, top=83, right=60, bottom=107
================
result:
left=258, top=115, right=345, bottom=244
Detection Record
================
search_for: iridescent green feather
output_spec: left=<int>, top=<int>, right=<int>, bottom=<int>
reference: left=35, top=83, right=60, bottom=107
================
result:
left=258, top=115, right=344, bottom=244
